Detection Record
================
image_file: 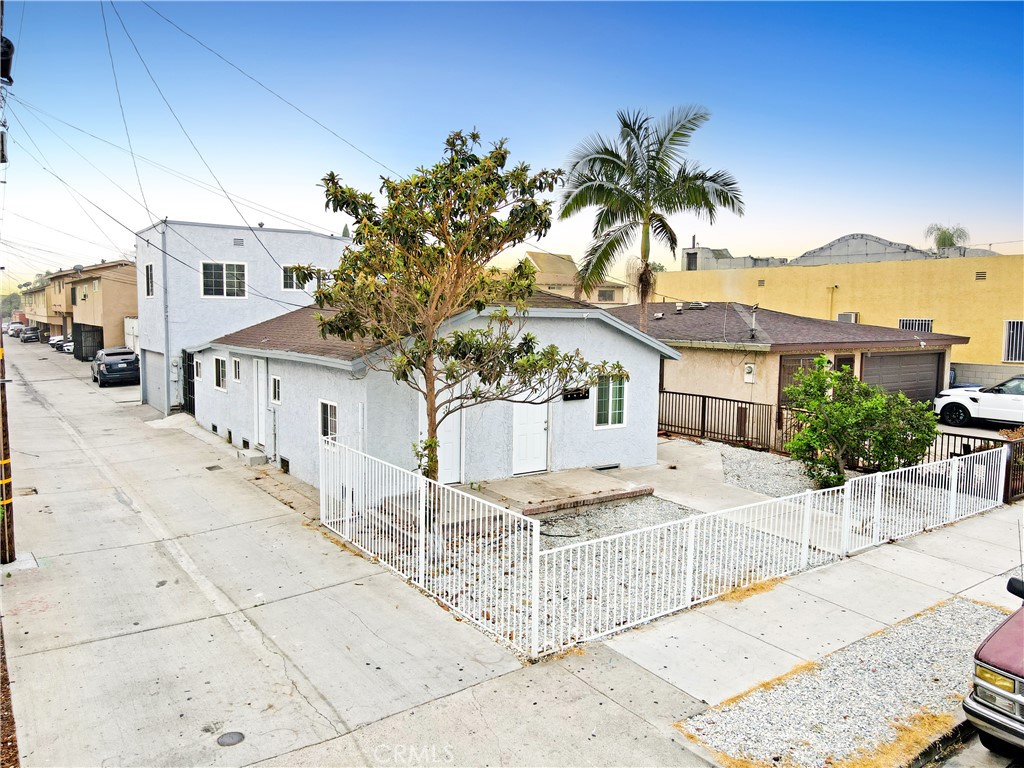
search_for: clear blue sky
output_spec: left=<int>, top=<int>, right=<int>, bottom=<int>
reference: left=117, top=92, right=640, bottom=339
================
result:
left=1, top=1, right=1021, bottom=285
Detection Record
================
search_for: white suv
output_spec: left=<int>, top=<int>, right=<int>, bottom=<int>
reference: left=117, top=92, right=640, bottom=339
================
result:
left=934, top=375, right=1024, bottom=427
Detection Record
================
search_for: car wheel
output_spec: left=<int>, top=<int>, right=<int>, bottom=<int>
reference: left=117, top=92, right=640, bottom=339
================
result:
left=98, top=378, right=107, bottom=388
left=940, top=403, right=972, bottom=427
left=978, top=730, right=1021, bottom=757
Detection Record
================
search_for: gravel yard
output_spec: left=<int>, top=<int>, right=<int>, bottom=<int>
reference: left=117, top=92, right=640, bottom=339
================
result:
left=718, top=441, right=819, bottom=497
left=680, top=596, right=1009, bottom=768
left=537, top=495, right=701, bottom=550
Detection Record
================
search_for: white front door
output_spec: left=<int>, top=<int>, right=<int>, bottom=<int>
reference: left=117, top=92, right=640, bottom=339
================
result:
left=419, top=401, right=463, bottom=485
left=254, top=359, right=267, bottom=447
left=512, top=402, right=548, bottom=475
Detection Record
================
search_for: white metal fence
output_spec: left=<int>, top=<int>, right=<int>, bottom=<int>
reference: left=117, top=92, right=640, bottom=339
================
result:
left=319, top=439, right=1008, bottom=658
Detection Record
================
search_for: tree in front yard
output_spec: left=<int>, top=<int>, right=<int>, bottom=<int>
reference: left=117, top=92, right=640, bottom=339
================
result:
left=784, top=355, right=938, bottom=487
left=296, top=130, right=624, bottom=481
left=559, top=106, right=744, bottom=332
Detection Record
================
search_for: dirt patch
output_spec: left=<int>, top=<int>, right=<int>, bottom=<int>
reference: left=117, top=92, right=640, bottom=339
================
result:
left=1, top=617, right=20, bottom=768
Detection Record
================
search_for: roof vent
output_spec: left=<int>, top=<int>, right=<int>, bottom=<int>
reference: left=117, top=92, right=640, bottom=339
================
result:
left=674, top=302, right=683, bottom=313
left=653, top=312, right=665, bottom=320
left=687, top=301, right=709, bottom=310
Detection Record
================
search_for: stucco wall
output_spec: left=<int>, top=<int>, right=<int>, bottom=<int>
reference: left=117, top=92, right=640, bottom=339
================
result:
left=660, top=348, right=776, bottom=404
left=191, top=311, right=668, bottom=488
left=653, top=254, right=1023, bottom=368
left=135, top=221, right=349, bottom=412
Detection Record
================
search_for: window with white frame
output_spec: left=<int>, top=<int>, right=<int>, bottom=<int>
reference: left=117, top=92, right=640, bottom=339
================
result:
left=145, top=264, right=154, bottom=297
left=202, top=262, right=247, bottom=297
left=281, top=266, right=307, bottom=291
left=271, top=376, right=281, bottom=404
left=898, top=318, right=933, bottom=333
left=1005, top=320, right=1024, bottom=363
left=595, top=376, right=626, bottom=428
left=194, top=358, right=203, bottom=380
left=231, top=358, right=241, bottom=382
left=214, top=357, right=227, bottom=390
left=319, top=400, right=338, bottom=439
left=597, top=288, right=615, bottom=302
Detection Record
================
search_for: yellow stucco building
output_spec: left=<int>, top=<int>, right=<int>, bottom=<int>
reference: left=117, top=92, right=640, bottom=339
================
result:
left=654, top=238, right=1023, bottom=387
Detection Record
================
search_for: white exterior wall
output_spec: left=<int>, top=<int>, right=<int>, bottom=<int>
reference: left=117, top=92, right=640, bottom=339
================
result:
left=123, top=317, right=139, bottom=351
left=136, top=221, right=348, bottom=413
left=192, top=311, right=667, bottom=488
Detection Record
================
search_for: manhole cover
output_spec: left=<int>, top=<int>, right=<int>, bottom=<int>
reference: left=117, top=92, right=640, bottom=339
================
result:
left=216, top=731, right=244, bottom=747
left=205, top=465, right=223, bottom=472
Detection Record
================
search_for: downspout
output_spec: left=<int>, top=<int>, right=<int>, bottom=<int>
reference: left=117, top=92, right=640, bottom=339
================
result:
left=161, top=223, right=172, bottom=416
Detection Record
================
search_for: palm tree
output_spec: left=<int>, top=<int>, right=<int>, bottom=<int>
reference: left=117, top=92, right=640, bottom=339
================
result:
left=924, top=223, right=969, bottom=250
left=560, top=106, right=744, bottom=331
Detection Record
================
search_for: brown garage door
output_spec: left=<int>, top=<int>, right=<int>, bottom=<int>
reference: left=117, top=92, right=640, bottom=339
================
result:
left=861, top=352, right=942, bottom=402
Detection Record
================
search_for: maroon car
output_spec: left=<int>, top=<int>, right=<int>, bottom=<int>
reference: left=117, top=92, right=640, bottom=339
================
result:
left=964, top=576, right=1024, bottom=755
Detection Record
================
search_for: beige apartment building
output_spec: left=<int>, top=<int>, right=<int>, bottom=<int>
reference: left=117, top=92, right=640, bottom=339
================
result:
left=22, top=272, right=72, bottom=336
left=69, top=260, right=138, bottom=358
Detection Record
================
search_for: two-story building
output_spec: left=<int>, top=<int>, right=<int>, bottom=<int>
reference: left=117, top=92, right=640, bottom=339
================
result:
left=653, top=234, right=1024, bottom=387
left=522, top=251, right=628, bottom=307
left=69, top=260, right=138, bottom=359
left=135, top=220, right=349, bottom=415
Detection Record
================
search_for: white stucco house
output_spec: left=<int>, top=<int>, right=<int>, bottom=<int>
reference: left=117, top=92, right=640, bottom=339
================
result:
left=135, top=220, right=349, bottom=415
left=188, top=293, right=679, bottom=489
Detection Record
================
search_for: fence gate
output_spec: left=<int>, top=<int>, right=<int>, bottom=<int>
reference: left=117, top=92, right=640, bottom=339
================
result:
left=182, top=351, right=196, bottom=416
left=1006, top=439, right=1024, bottom=503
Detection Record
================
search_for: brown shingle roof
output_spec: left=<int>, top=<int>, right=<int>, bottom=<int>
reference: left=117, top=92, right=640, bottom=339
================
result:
left=212, top=307, right=367, bottom=361
left=211, top=291, right=596, bottom=361
left=607, top=302, right=969, bottom=351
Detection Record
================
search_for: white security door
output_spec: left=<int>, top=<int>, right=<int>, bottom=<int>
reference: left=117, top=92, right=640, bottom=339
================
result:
left=419, top=401, right=463, bottom=485
left=253, top=359, right=267, bottom=447
left=512, top=402, right=548, bottom=475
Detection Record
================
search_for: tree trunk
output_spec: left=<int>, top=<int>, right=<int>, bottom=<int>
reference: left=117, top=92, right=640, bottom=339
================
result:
left=423, top=358, right=439, bottom=482
left=638, top=219, right=652, bottom=333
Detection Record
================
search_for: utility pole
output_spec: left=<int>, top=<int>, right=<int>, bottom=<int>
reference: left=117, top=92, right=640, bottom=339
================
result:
left=0, top=1, right=15, bottom=565
left=0, top=269, right=12, bottom=564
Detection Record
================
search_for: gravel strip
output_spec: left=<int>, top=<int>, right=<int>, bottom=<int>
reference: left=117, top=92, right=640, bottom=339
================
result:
left=536, top=495, right=700, bottom=550
left=718, top=442, right=818, bottom=497
left=681, top=596, right=1008, bottom=767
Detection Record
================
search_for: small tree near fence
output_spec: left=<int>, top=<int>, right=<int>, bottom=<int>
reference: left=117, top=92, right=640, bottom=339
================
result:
left=296, top=130, right=624, bottom=481
left=784, top=355, right=938, bottom=487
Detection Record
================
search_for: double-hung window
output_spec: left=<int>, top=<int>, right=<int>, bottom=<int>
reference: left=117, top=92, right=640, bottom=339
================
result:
left=319, top=400, right=338, bottom=439
left=202, top=263, right=246, bottom=297
left=231, top=358, right=241, bottom=382
left=194, top=359, right=203, bottom=380
left=282, top=266, right=307, bottom=291
left=595, top=376, right=625, bottom=428
left=271, top=376, right=282, bottom=404
left=214, top=357, right=227, bottom=390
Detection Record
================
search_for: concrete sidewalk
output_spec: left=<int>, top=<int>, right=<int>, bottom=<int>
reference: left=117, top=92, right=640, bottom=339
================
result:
left=3, top=339, right=1021, bottom=767
left=1, top=341, right=711, bottom=767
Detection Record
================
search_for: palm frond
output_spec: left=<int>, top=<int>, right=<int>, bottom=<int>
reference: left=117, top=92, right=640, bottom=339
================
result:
left=577, top=221, right=639, bottom=294
left=652, top=105, right=710, bottom=172
left=559, top=176, right=637, bottom=220
left=648, top=212, right=678, bottom=256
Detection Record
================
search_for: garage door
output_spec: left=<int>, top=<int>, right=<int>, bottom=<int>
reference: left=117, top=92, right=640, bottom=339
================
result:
left=861, top=352, right=942, bottom=402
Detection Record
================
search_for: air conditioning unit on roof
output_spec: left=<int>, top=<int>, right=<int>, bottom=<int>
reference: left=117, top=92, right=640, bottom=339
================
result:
left=837, top=312, right=859, bottom=323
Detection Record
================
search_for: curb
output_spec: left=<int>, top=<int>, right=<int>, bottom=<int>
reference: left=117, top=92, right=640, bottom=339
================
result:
left=907, top=717, right=975, bottom=768
left=523, top=485, right=654, bottom=515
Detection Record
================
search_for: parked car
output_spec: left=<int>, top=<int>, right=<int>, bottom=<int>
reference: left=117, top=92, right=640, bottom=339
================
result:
left=47, top=335, right=66, bottom=349
left=58, top=339, right=75, bottom=354
left=19, top=327, right=41, bottom=343
left=8, top=323, right=24, bottom=337
left=91, top=347, right=140, bottom=387
left=963, top=576, right=1024, bottom=756
left=934, top=375, right=1024, bottom=427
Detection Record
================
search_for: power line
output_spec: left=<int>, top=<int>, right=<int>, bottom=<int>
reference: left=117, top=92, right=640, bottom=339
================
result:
left=141, top=1, right=404, bottom=179
left=9, top=95, right=337, bottom=234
